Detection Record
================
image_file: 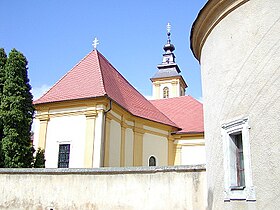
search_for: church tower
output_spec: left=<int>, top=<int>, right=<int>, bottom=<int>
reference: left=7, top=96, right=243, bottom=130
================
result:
left=151, top=23, right=187, bottom=99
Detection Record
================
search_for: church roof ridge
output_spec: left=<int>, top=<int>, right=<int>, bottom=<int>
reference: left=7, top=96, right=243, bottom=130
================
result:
left=34, top=50, right=98, bottom=104
left=94, top=50, right=106, bottom=94
left=34, top=49, right=178, bottom=128
left=34, top=50, right=106, bottom=104
left=96, top=51, right=178, bottom=127
left=97, top=50, right=140, bottom=96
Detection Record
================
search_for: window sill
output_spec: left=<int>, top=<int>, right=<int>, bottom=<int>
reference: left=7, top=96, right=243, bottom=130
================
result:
left=224, top=186, right=256, bottom=202
left=230, top=186, right=245, bottom=190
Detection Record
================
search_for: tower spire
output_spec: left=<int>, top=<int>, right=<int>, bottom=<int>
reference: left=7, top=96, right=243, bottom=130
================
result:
left=167, top=22, right=171, bottom=44
left=150, top=23, right=187, bottom=99
left=163, top=23, right=175, bottom=54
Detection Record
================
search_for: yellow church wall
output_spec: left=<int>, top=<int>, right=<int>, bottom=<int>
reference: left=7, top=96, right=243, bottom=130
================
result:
left=103, top=117, right=111, bottom=167
left=143, top=133, right=168, bottom=166
left=84, top=108, right=96, bottom=168
left=133, top=122, right=144, bottom=166
left=106, top=101, right=176, bottom=167
left=125, top=128, right=134, bottom=166
left=143, top=125, right=169, bottom=136
left=109, top=110, right=122, bottom=121
left=168, top=136, right=175, bottom=165
left=34, top=110, right=50, bottom=151
left=92, top=106, right=106, bottom=167
left=48, top=106, right=87, bottom=116
left=35, top=100, right=111, bottom=168
left=108, top=119, right=122, bottom=167
left=120, top=121, right=127, bottom=166
left=34, top=97, right=177, bottom=168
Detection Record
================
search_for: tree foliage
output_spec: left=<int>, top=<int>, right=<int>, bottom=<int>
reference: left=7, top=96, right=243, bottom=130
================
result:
left=34, top=148, right=45, bottom=168
left=0, top=48, right=34, bottom=167
left=0, top=48, right=7, bottom=167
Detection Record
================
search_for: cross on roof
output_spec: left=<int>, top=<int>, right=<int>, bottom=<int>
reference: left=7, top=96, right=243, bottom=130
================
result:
left=167, top=23, right=171, bottom=34
left=92, top=37, right=99, bottom=49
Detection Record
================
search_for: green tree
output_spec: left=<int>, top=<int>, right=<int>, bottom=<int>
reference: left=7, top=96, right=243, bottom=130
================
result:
left=34, top=148, right=45, bottom=168
left=0, top=48, right=7, bottom=167
left=1, top=48, right=34, bottom=167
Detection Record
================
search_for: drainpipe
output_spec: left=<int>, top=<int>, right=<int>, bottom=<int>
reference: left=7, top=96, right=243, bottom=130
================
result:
left=100, top=97, right=112, bottom=167
left=104, top=98, right=112, bottom=114
left=92, top=98, right=112, bottom=168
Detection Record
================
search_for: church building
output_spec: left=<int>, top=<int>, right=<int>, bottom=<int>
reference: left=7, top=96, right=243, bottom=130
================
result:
left=33, top=25, right=204, bottom=168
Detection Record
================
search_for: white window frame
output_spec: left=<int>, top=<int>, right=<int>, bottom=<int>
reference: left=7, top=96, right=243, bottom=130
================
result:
left=222, top=117, right=256, bottom=201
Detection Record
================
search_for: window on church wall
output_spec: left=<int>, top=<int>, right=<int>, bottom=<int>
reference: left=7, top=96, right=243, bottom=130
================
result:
left=58, top=144, right=70, bottom=168
left=149, top=156, right=157, bottom=166
left=163, top=87, right=169, bottom=98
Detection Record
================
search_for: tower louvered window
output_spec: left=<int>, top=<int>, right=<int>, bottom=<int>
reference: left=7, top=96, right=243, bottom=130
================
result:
left=163, top=87, right=169, bottom=98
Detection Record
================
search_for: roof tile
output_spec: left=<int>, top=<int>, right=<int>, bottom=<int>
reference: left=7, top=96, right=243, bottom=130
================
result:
left=150, top=96, right=204, bottom=134
left=34, top=50, right=177, bottom=128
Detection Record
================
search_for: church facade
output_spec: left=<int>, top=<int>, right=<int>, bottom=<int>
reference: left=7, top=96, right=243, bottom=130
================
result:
left=33, top=29, right=204, bottom=168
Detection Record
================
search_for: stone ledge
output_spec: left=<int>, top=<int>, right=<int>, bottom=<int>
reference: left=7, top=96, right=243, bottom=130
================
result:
left=0, top=164, right=206, bottom=175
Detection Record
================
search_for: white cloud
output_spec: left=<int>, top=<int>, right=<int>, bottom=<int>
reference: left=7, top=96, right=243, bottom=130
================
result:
left=32, top=84, right=51, bottom=100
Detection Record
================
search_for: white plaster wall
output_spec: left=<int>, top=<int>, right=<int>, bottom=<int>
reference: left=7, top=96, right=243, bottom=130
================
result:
left=0, top=167, right=207, bottom=210
left=109, top=119, right=121, bottom=167
left=143, top=133, right=168, bottom=166
left=181, top=145, right=206, bottom=165
left=45, top=115, right=86, bottom=168
left=125, top=128, right=133, bottom=166
left=200, top=1, right=280, bottom=209
left=32, top=118, right=40, bottom=151
left=152, top=83, right=158, bottom=99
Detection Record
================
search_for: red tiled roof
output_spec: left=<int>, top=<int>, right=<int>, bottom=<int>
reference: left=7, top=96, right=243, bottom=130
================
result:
left=34, top=50, right=177, bottom=128
left=150, top=96, right=204, bottom=134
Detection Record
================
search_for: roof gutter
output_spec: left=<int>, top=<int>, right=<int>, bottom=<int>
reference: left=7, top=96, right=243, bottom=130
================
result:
left=104, top=97, right=112, bottom=114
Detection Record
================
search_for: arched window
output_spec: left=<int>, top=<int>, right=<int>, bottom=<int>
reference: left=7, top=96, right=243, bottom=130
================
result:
left=149, top=156, right=156, bottom=166
left=163, top=87, right=169, bottom=98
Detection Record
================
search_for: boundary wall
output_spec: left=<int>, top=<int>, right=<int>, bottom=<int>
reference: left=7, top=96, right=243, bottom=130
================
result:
left=0, top=165, right=206, bottom=210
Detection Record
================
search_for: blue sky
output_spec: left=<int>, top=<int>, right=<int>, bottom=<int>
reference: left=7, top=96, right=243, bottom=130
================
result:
left=0, top=0, right=206, bottom=100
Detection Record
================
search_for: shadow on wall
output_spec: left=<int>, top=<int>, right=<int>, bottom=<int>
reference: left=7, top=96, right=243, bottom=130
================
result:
left=207, top=189, right=213, bottom=210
